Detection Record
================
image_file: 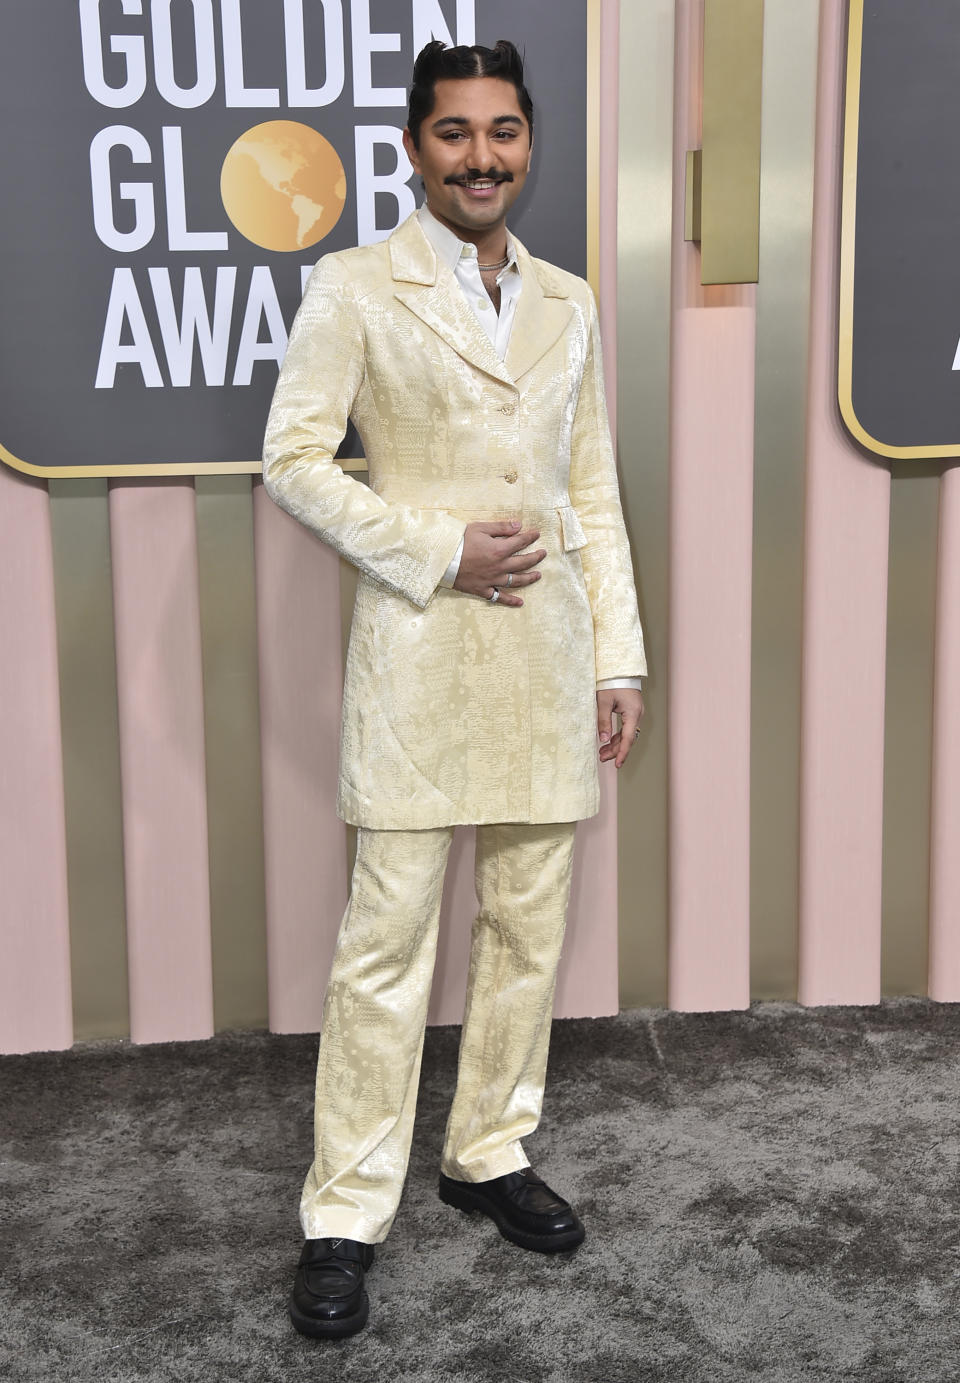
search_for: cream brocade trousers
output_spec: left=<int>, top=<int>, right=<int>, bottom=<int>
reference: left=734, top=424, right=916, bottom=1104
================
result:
left=299, top=821, right=577, bottom=1244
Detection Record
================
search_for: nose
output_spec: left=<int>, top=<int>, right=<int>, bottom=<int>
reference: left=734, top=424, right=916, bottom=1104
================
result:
left=470, top=134, right=494, bottom=169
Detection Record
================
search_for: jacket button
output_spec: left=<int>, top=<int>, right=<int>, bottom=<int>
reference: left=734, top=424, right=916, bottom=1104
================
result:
left=504, top=470, right=518, bottom=484
left=500, top=403, right=515, bottom=415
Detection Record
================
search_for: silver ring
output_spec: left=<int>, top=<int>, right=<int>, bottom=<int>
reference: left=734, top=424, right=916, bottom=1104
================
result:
left=506, top=572, right=514, bottom=587
left=489, top=587, right=500, bottom=603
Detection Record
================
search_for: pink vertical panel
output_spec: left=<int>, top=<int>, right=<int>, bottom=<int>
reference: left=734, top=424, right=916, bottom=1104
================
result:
left=109, top=480, right=214, bottom=1043
left=253, top=484, right=348, bottom=1034
left=666, top=0, right=753, bottom=1012
left=0, top=467, right=73, bottom=1053
left=929, top=466, right=960, bottom=1000
left=668, top=309, right=755, bottom=1011
left=797, top=0, right=889, bottom=1006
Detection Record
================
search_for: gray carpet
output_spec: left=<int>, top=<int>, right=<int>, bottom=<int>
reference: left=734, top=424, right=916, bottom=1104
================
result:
left=3, top=1000, right=960, bottom=1382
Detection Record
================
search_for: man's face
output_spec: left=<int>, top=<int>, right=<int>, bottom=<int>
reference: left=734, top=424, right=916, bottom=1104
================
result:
left=403, top=77, right=533, bottom=238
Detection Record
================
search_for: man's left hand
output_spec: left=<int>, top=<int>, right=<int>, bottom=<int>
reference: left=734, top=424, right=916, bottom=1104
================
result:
left=597, top=688, right=645, bottom=768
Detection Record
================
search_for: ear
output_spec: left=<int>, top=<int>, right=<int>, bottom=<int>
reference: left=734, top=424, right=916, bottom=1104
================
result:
left=526, top=138, right=533, bottom=172
left=402, top=127, right=421, bottom=175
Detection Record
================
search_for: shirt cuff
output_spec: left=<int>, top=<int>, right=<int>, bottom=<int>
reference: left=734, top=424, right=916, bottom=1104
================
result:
left=439, top=535, right=464, bottom=589
left=596, top=677, right=643, bottom=691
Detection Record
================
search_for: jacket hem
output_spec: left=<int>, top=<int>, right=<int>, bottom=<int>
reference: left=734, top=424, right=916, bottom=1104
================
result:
left=336, top=799, right=601, bottom=830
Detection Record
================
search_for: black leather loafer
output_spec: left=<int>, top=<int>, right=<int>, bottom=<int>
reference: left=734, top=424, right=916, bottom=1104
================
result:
left=439, top=1168, right=585, bottom=1253
left=289, top=1237, right=375, bottom=1339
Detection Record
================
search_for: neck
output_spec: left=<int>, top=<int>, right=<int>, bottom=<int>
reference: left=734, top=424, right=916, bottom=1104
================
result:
left=426, top=204, right=508, bottom=264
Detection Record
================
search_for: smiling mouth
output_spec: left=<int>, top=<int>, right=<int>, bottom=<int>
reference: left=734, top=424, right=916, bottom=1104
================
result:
left=446, top=175, right=512, bottom=190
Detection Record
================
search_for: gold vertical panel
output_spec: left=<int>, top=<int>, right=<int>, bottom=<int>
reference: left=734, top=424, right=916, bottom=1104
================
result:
left=48, top=479, right=129, bottom=1039
left=748, top=2, right=820, bottom=999
left=880, top=468, right=940, bottom=996
left=195, top=475, right=269, bottom=1030
left=616, top=0, right=675, bottom=1008
left=700, top=0, right=764, bottom=284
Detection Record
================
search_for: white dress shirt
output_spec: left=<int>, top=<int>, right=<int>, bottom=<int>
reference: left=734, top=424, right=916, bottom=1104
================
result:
left=418, top=202, right=641, bottom=695
left=418, top=201, right=522, bottom=358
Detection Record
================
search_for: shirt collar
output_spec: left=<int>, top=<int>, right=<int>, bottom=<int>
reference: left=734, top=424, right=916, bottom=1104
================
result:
left=418, top=202, right=519, bottom=277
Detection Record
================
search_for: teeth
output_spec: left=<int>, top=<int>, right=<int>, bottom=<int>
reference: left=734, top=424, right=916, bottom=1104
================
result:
left=464, top=180, right=497, bottom=189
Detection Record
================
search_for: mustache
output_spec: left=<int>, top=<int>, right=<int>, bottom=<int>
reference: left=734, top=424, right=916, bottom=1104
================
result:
left=444, top=169, right=514, bottom=186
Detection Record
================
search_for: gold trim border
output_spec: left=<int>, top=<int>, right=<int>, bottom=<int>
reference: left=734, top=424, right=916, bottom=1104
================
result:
left=0, top=444, right=370, bottom=480
left=2, top=10, right=601, bottom=482
left=839, top=0, right=960, bottom=460
left=0, top=447, right=261, bottom=479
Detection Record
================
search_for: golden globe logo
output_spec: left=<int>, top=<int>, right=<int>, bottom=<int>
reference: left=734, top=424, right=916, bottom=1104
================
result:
left=220, top=122, right=347, bottom=252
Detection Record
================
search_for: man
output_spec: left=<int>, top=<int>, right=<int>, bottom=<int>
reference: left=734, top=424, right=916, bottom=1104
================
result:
left=262, top=39, right=646, bottom=1339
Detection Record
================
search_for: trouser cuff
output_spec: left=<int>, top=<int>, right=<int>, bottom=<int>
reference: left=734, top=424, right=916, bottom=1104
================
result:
left=439, top=1145, right=530, bottom=1184
left=299, top=1204, right=394, bottom=1245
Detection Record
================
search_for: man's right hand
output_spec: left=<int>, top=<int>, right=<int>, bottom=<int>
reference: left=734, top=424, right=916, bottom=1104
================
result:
left=454, top=519, right=546, bottom=607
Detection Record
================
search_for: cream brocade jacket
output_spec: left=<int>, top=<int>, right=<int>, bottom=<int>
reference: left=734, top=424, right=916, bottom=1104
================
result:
left=262, top=212, right=646, bottom=829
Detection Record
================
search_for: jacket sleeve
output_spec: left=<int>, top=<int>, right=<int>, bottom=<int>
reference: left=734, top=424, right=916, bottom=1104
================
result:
left=568, top=289, right=647, bottom=681
left=262, top=255, right=465, bottom=609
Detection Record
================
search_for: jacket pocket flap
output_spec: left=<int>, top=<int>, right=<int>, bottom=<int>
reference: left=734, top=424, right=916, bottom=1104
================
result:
left=557, top=505, right=588, bottom=552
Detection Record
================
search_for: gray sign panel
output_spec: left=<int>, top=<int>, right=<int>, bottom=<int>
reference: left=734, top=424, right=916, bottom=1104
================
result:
left=840, top=0, right=960, bottom=458
left=0, top=0, right=588, bottom=477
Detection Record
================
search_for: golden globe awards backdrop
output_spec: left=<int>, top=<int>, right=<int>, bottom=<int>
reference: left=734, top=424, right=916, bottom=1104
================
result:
left=0, top=0, right=589, bottom=477
left=840, top=0, right=960, bottom=459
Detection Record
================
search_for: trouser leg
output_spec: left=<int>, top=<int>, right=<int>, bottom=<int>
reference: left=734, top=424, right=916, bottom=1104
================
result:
left=299, top=825, right=454, bottom=1244
left=440, top=821, right=577, bottom=1182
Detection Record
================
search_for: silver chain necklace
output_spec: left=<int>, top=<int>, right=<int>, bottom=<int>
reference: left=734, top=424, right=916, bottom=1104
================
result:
left=478, top=255, right=509, bottom=272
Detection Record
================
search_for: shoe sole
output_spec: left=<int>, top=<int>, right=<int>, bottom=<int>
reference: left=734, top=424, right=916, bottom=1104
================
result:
left=439, top=1178, right=586, bottom=1254
left=289, top=1291, right=369, bottom=1339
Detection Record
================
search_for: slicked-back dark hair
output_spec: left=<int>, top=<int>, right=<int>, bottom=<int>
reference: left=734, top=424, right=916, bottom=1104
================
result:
left=407, top=39, right=534, bottom=150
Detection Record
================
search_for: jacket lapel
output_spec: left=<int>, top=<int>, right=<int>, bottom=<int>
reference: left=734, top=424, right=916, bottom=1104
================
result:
left=505, top=242, right=574, bottom=383
left=388, top=214, right=574, bottom=389
left=390, top=215, right=514, bottom=387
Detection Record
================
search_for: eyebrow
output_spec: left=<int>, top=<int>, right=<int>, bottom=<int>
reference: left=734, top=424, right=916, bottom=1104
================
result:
left=430, top=115, right=524, bottom=131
